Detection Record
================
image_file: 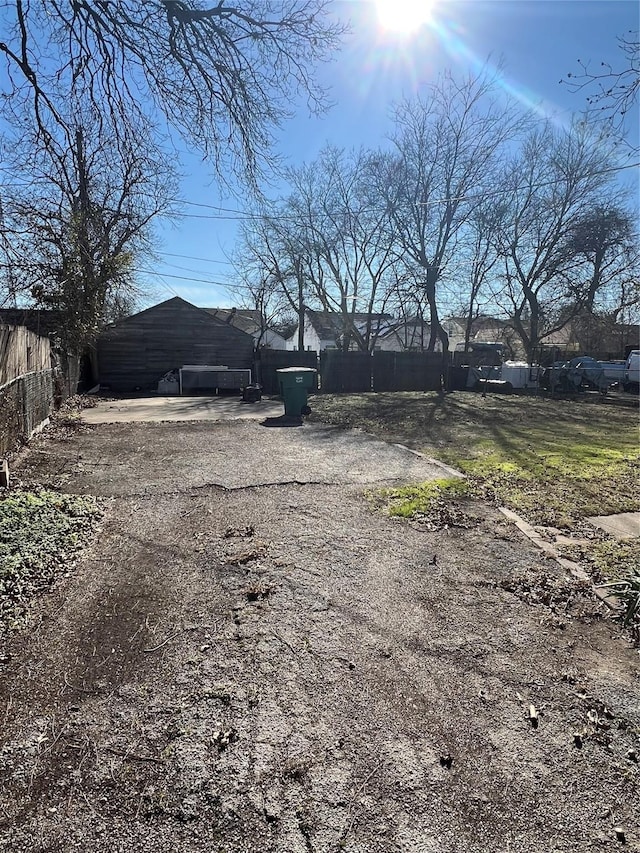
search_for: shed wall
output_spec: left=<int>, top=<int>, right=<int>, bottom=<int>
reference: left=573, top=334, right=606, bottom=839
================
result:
left=97, top=299, right=255, bottom=392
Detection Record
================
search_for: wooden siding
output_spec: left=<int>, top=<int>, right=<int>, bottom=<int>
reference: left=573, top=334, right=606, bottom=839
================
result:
left=0, top=325, right=51, bottom=386
left=97, top=297, right=255, bottom=392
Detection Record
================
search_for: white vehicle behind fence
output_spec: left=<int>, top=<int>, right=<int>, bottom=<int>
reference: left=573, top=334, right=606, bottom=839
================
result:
left=598, top=361, right=627, bottom=386
left=623, top=350, right=640, bottom=391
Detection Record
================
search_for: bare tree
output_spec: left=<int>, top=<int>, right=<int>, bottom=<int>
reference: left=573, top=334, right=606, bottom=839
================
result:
left=3, top=127, right=173, bottom=354
left=559, top=203, right=640, bottom=351
left=235, top=204, right=310, bottom=351
left=458, top=201, right=505, bottom=351
left=238, top=148, right=399, bottom=352
left=491, top=122, right=620, bottom=360
left=560, top=203, right=639, bottom=313
left=228, top=265, right=295, bottom=349
left=0, top=0, right=346, bottom=187
left=373, top=69, right=525, bottom=352
left=562, top=32, right=639, bottom=153
left=283, top=147, right=398, bottom=351
left=384, top=273, right=431, bottom=350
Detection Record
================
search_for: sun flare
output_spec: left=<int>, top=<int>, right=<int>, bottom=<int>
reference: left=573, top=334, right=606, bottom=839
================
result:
left=375, top=0, right=435, bottom=34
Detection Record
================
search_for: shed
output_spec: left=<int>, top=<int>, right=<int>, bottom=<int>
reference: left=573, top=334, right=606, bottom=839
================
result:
left=97, top=297, right=255, bottom=392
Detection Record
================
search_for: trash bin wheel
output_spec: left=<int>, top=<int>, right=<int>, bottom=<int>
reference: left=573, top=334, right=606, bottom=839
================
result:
left=301, top=405, right=311, bottom=416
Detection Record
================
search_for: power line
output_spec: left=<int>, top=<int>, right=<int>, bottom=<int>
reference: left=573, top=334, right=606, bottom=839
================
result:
left=152, top=272, right=182, bottom=300
left=160, top=251, right=234, bottom=265
left=4, top=161, right=638, bottom=229
left=158, top=259, right=227, bottom=276
left=132, top=267, right=238, bottom=289
left=166, top=160, right=640, bottom=221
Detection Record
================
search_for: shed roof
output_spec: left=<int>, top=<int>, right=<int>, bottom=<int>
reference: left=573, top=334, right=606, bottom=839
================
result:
left=104, top=297, right=254, bottom=343
left=203, top=307, right=265, bottom=336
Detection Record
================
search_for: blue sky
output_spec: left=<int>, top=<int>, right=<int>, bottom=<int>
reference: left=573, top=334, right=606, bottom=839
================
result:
left=147, top=0, right=639, bottom=310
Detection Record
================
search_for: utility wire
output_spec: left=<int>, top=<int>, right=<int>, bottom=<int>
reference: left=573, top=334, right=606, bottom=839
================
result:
left=160, top=251, right=234, bottom=265
left=132, top=267, right=240, bottom=290
left=167, top=159, right=640, bottom=220
left=3, top=162, right=638, bottom=227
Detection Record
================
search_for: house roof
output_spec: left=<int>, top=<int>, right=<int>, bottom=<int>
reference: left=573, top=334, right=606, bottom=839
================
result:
left=305, top=308, right=395, bottom=341
left=203, top=308, right=288, bottom=344
left=472, top=316, right=507, bottom=332
left=377, top=316, right=431, bottom=340
left=203, top=307, right=263, bottom=335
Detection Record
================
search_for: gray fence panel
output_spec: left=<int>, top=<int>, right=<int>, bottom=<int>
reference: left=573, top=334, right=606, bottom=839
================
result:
left=320, top=351, right=372, bottom=393
left=373, top=351, right=445, bottom=391
left=256, top=350, right=318, bottom=394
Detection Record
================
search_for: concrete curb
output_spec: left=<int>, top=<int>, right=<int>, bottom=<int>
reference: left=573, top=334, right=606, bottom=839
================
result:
left=392, top=443, right=465, bottom=480
left=498, top=507, right=619, bottom=611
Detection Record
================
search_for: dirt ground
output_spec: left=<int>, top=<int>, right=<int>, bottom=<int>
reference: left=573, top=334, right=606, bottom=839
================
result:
left=1, top=414, right=639, bottom=852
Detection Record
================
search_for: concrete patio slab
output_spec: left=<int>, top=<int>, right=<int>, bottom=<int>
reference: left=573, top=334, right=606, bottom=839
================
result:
left=81, top=394, right=285, bottom=424
left=588, top=511, right=640, bottom=540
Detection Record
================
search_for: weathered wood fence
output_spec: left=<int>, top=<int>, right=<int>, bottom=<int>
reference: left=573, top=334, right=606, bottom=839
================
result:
left=0, top=324, right=51, bottom=385
left=320, top=350, right=447, bottom=393
left=255, top=349, right=318, bottom=394
left=0, top=325, right=54, bottom=455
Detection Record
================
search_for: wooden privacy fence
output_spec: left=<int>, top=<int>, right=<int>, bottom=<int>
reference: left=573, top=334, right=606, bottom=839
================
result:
left=255, top=348, right=448, bottom=395
left=255, top=349, right=318, bottom=394
left=320, top=350, right=447, bottom=393
left=0, top=324, right=51, bottom=385
left=320, top=350, right=371, bottom=393
left=372, top=351, right=446, bottom=392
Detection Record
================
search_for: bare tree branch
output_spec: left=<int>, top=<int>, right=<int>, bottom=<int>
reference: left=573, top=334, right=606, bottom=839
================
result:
left=0, top=1, right=347, bottom=186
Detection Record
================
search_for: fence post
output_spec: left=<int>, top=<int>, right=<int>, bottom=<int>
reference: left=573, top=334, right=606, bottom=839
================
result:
left=21, top=375, right=29, bottom=437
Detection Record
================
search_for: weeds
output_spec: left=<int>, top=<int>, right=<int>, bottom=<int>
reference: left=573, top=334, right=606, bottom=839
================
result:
left=599, top=573, right=640, bottom=642
left=0, top=489, right=102, bottom=631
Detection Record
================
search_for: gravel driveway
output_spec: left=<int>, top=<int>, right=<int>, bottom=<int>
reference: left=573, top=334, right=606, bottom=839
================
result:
left=1, top=414, right=638, bottom=852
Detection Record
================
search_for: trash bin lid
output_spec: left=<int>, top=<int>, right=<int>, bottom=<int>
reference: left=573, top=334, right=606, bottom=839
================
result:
left=275, top=367, right=317, bottom=373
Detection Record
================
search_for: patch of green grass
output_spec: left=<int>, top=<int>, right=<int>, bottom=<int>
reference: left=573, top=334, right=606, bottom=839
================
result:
left=0, top=489, right=102, bottom=631
left=312, top=392, right=639, bottom=527
left=382, top=477, right=470, bottom=518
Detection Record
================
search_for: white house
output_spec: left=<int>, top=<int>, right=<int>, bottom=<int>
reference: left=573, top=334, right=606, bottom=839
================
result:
left=443, top=315, right=514, bottom=353
left=377, top=316, right=433, bottom=351
left=286, top=308, right=397, bottom=352
left=204, top=308, right=288, bottom=349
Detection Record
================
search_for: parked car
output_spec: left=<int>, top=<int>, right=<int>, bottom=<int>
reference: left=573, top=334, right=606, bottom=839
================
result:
left=623, top=350, right=640, bottom=392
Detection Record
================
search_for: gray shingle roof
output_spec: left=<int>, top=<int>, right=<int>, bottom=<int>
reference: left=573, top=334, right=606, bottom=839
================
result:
left=306, top=308, right=395, bottom=340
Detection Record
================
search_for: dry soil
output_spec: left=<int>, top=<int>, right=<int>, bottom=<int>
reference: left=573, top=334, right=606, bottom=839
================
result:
left=1, top=416, right=638, bottom=852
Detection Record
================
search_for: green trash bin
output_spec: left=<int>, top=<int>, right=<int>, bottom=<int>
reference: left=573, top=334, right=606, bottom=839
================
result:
left=276, top=367, right=317, bottom=417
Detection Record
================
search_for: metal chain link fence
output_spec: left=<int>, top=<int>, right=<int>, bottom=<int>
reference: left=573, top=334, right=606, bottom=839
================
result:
left=0, top=369, right=54, bottom=456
